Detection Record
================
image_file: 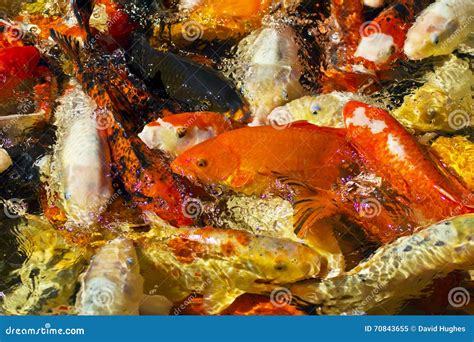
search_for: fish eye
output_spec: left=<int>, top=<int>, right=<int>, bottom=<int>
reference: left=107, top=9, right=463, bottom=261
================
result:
left=176, top=127, right=187, bottom=138
left=431, top=34, right=439, bottom=45
left=196, top=159, right=208, bottom=167
left=274, top=263, right=287, bottom=271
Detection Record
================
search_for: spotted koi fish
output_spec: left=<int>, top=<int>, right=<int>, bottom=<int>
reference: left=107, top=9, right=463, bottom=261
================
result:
left=343, top=100, right=474, bottom=225
left=49, top=30, right=193, bottom=226
left=133, top=212, right=323, bottom=314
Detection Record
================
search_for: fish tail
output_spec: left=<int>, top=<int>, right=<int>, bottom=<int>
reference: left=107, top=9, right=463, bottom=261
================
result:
left=71, top=0, right=94, bottom=42
left=49, top=29, right=83, bottom=69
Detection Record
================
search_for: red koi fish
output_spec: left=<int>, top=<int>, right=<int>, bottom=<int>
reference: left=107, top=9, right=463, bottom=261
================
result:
left=343, top=100, right=474, bottom=224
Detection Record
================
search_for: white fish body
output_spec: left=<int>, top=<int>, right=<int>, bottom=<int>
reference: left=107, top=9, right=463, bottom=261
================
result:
left=404, top=0, right=474, bottom=59
left=233, top=24, right=306, bottom=125
left=138, top=118, right=217, bottom=156
left=49, top=79, right=113, bottom=225
left=75, top=237, right=144, bottom=315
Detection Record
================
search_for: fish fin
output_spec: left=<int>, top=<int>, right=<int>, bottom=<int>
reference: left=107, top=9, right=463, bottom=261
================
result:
left=427, top=149, right=474, bottom=208
left=49, top=29, right=83, bottom=69
left=143, top=212, right=178, bottom=239
left=274, top=174, right=340, bottom=234
left=275, top=174, right=344, bottom=277
left=71, top=0, right=94, bottom=41
left=229, top=170, right=255, bottom=189
left=203, top=282, right=244, bottom=315
left=290, top=121, right=347, bottom=137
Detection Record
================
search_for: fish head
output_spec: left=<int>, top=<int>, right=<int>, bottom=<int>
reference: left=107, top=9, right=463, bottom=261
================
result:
left=171, top=138, right=239, bottom=186
left=404, top=12, right=460, bottom=60
left=248, top=238, right=321, bottom=283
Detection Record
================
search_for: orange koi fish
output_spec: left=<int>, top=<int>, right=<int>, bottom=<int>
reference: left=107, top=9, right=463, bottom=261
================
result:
left=50, top=30, right=192, bottom=226
left=343, top=101, right=474, bottom=224
left=0, top=46, right=40, bottom=97
left=171, top=123, right=355, bottom=196
left=171, top=122, right=416, bottom=243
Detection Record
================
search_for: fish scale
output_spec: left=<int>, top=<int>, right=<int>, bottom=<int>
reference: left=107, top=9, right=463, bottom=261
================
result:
left=290, top=214, right=474, bottom=315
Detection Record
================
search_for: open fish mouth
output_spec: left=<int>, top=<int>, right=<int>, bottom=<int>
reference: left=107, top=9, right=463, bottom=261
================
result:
left=0, top=0, right=473, bottom=317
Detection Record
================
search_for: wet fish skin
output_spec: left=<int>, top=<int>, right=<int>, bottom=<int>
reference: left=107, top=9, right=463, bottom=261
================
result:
left=134, top=212, right=322, bottom=314
left=343, top=100, right=474, bottom=224
left=75, top=237, right=144, bottom=315
left=128, top=34, right=247, bottom=117
left=49, top=30, right=193, bottom=226
left=290, top=214, right=474, bottom=314
left=0, top=46, right=40, bottom=96
left=404, top=0, right=474, bottom=60
left=171, top=123, right=354, bottom=196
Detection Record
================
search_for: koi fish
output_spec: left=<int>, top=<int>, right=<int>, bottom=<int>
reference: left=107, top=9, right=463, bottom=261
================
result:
left=2, top=216, right=89, bottom=315
left=134, top=212, right=322, bottom=314
left=392, top=55, right=473, bottom=133
left=45, top=79, right=113, bottom=226
left=354, top=1, right=415, bottom=68
left=138, top=112, right=233, bottom=156
left=267, top=92, right=368, bottom=129
left=0, top=46, right=40, bottom=97
left=171, top=122, right=414, bottom=243
left=343, top=100, right=474, bottom=224
left=404, top=0, right=474, bottom=60
left=128, top=33, right=248, bottom=119
left=75, top=237, right=144, bottom=315
left=232, top=23, right=306, bottom=125
left=171, top=123, right=355, bottom=196
left=49, top=30, right=192, bottom=226
left=291, top=214, right=474, bottom=314
left=431, top=136, right=474, bottom=192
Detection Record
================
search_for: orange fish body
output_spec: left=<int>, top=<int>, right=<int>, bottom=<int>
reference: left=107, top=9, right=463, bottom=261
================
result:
left=343, top=101, right=474, bottom=224
left=171, top=123, right=355, bottom=196
left=0, top=46, right=40, bottom=96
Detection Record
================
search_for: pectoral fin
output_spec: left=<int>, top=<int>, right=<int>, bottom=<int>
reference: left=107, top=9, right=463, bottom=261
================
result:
left=276, top=174, right=344, bottom=277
